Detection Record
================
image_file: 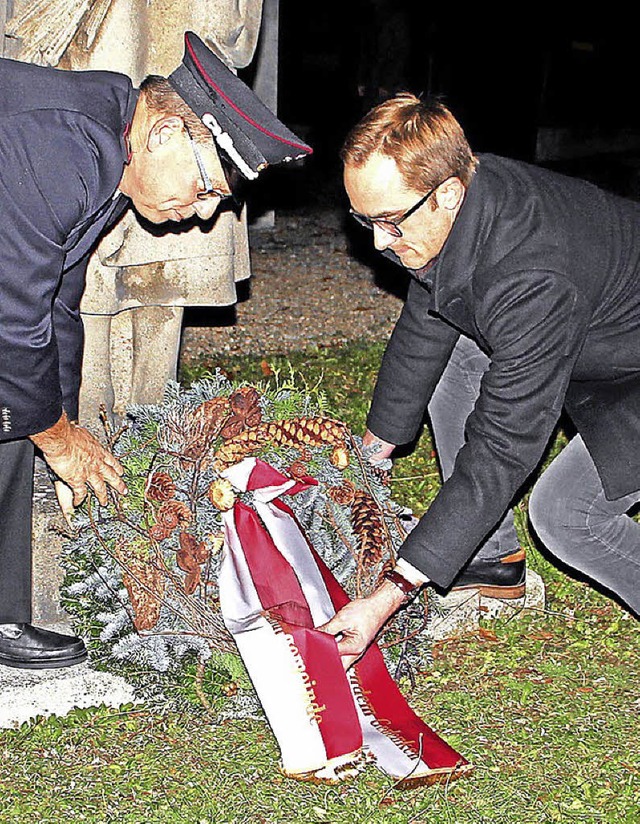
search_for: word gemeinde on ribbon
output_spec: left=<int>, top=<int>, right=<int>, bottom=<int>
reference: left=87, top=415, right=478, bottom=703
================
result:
left=218, top=458, right=471, bottom=786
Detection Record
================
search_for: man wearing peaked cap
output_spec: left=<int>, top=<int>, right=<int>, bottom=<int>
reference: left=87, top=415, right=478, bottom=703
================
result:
left=0, top=32, right=311, bottom=669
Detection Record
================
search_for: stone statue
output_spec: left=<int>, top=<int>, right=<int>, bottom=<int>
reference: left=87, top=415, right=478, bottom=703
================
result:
left=6, top=0, right=265, bottom=426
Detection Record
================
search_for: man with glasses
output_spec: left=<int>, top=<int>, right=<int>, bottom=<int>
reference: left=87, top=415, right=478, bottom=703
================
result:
left=0, top=31, right=310, bottom=669
left=322, top=93, right=640, bottom=667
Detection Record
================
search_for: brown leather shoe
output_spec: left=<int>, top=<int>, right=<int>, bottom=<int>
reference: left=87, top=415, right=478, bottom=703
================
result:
left=451, top=549, right=526, bottom=599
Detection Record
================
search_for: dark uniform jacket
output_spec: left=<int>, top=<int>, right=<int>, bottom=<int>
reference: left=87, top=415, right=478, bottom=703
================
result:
left=0, top=57, right=138, bottom=440
left=367, top=154, right=640, bottom=588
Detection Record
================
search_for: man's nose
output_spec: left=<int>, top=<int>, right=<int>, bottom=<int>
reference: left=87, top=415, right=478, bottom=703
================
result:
left=193, top=198, right=220, bottom=221
left=372, top=223, right=396, bottom=251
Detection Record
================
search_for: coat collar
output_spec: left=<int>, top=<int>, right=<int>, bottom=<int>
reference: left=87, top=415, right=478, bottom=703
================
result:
left=120, top=88, right=140, bottom=166
left=426, top=155, right=498, bottom=313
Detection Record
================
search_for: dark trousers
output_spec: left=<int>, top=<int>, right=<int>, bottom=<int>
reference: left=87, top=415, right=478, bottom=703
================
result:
left=0, top=439, right=34, bottom=623
left=529, top=435, right=640, bottom=615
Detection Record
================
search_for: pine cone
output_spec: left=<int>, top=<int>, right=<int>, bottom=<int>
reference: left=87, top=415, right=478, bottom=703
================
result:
left=351, top=489, right=386, bottom=569
left=148, top=523, right=170, bottom=542
left=327, top=479, right=356, bottom=506
left=146, top=471, right=176, bottom=502
left=214, top=416, right=349, bottom=469
left=287, top=460, right=309, bottom=480
left=275, top=416, right=347, bottom=448
left=371, top=463, right=392, bottom=487
left=157, top=499, right=192, bottom=531
left=219, top=417, right=245, bottom=440
left=213, top=427, right=270, bottom=469
left=221, top=387, right=262, bottom=439
left=183, top=397, right=231, bottom=460
left=230, top=386, right=262, bottom=424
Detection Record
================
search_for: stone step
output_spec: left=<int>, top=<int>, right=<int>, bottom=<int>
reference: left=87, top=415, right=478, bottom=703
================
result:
left=0, top=623, right=138, bottom=730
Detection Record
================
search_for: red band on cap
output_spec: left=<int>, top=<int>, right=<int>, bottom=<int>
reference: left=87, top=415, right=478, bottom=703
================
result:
left=185, top=35, right=311, bottom=154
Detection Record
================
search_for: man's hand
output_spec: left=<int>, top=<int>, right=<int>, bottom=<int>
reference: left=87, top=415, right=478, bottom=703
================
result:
left=319, top=579, right=407, bottom=670
left=54, top=480, right=75, bottom=526
left=362, top=429, right=395, bottom=463
left=30, top=412, right=127, bottom=507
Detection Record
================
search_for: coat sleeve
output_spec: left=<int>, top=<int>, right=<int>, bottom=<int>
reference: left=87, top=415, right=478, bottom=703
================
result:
left=398, top=269, right=590, bottom=587
left=53, top=258, right=90, bottom=423
left=0, top=113, right=98, bottom=439
left=366, top=277, right=460, bottom=444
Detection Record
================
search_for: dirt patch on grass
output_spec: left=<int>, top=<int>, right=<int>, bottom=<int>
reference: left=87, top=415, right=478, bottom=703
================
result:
left=180, top=206, right=407, bottom=364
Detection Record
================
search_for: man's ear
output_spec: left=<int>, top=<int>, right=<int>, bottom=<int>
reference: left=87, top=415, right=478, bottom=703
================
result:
left=147, top=116, right=184, bottom=152
left=437, top=177, right=466, bottom=211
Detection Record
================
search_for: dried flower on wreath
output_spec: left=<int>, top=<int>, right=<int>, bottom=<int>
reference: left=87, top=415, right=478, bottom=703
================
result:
left=145, top=471, right=176, bottom=502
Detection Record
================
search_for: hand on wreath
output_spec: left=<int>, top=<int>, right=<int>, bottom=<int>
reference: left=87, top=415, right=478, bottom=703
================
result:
left=31, top=412, right=127, bottom=506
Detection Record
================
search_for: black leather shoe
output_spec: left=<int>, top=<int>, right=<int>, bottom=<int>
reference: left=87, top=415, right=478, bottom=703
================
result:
left=451, top=549, right=526, bottom=599
left=0, top=623, right=88, bottom=669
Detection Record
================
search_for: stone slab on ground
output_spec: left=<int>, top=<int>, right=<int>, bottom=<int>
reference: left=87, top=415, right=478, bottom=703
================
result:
left=0, top=625, right=138, bottom=730
left=428, top=569, right=546, bottom=641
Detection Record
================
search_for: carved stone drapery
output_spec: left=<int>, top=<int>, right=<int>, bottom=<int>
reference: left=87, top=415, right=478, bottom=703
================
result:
left=6, top=0, right=269, bottom=423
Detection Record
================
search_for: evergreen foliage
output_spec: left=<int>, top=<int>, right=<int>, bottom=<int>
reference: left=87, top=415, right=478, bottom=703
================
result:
left=61, top=372, right=432, bottom=707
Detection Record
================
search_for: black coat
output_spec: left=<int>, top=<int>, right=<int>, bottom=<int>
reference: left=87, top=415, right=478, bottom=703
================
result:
left=0, top=57, right=137, bottom=440
left=367, top=154, right=640, bottom=587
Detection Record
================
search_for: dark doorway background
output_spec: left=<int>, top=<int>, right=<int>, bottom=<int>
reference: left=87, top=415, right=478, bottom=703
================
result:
left=271, top=5, right=640, bottom=198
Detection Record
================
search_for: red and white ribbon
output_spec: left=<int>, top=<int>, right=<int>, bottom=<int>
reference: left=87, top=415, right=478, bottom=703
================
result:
left=218, top=458, right=469, bottom=785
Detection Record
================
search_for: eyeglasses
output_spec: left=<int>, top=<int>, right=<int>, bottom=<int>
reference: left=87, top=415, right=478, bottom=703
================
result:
left=184, top=125, right=232, bottom=202
left=219, top=154, right=248, bottom=206
left=349, top=180, right=444, bottom=238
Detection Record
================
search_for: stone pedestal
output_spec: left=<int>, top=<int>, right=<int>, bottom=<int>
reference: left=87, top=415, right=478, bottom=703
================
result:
left=31, top=457, right=72, bottom=628
left=428, top=570, right=546, bottom=641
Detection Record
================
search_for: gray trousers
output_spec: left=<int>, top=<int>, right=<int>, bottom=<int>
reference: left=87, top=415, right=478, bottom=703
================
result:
left=529, top=436, right=640, bottom=615
left=0, top=438, right=33, bottom=623
left=429, top=335, right=519, bottom=564
left=431, top=336, right=640, bottom=614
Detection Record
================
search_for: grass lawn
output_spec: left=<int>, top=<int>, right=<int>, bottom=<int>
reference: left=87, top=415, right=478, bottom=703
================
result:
left=1, top=342, right=638, bottom=824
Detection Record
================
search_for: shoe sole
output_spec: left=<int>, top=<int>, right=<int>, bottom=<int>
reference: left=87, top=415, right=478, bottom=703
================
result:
left=451, top=582, right=526, bottom=600
left=0, top=650, right=88, bottom=670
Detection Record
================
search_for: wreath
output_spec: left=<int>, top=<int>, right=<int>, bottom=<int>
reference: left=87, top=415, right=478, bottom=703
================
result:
left=61, top=371, right=434, bottom=709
